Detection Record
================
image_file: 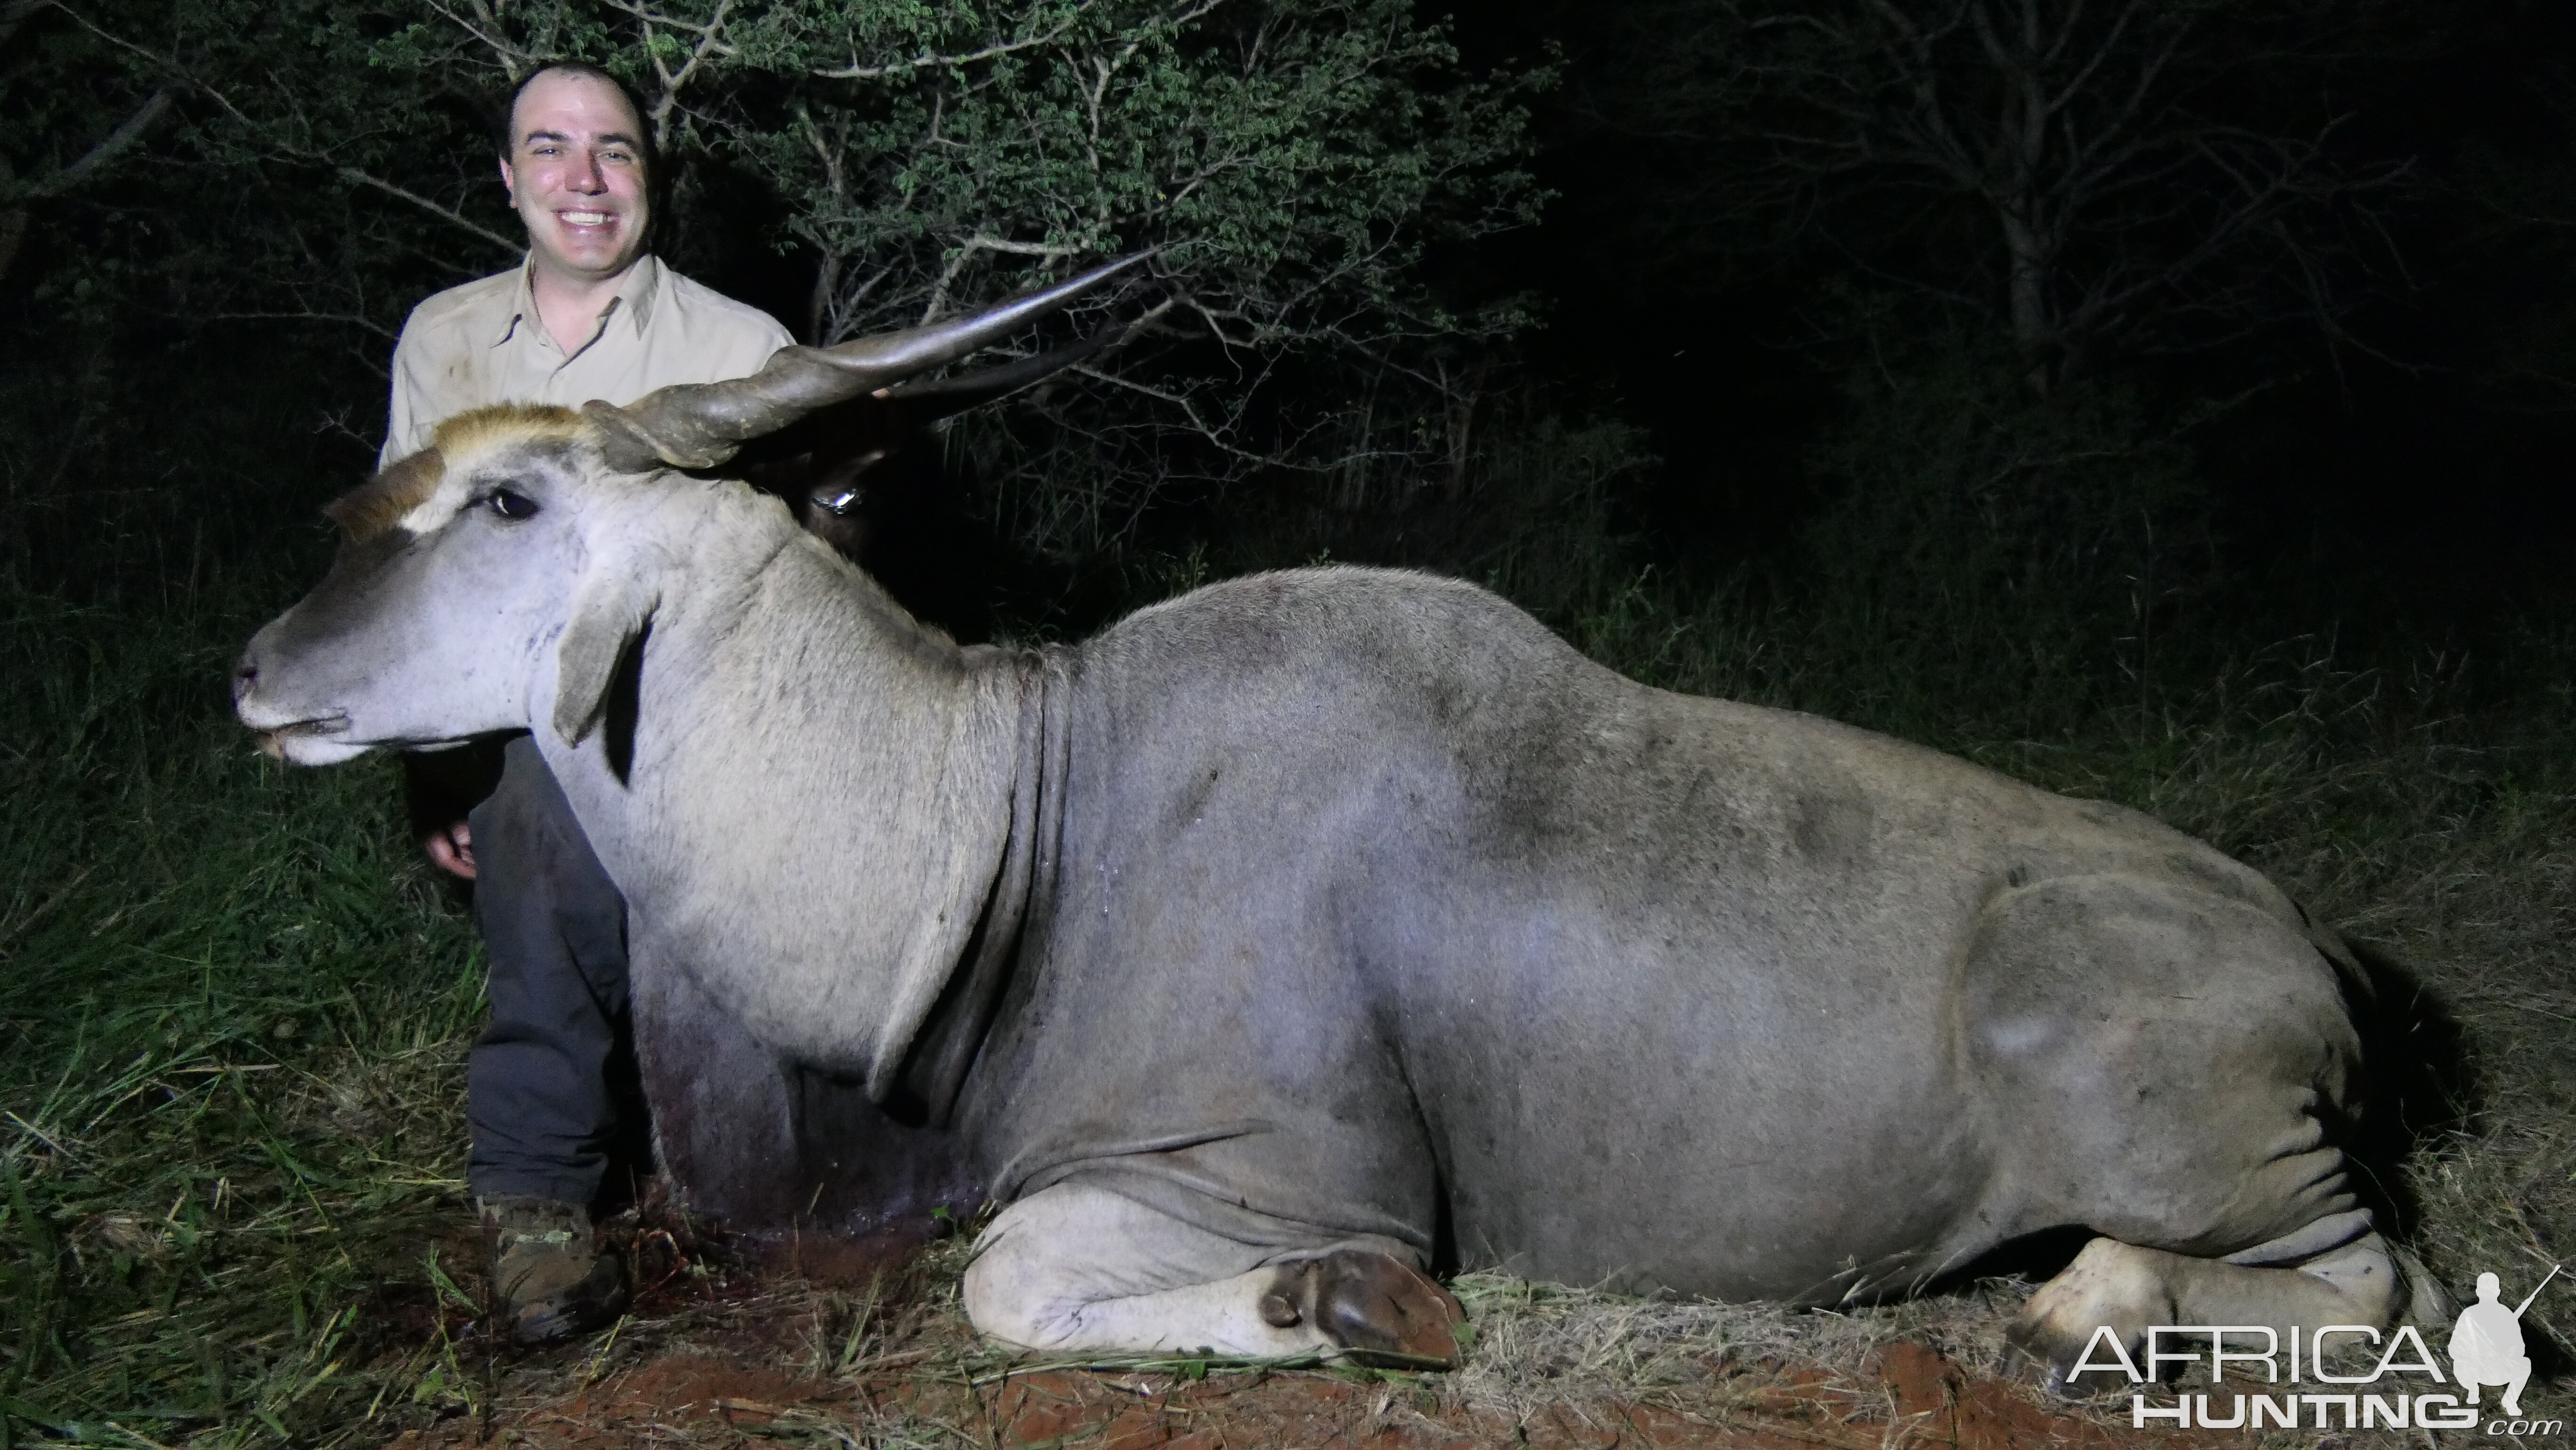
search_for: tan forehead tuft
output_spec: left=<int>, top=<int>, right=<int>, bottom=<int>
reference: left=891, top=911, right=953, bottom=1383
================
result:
left=323, top=404, right=588, bottom=541
left=430, top=402, right=588, bottom=461
left=324, top=449, right=446, bottom=541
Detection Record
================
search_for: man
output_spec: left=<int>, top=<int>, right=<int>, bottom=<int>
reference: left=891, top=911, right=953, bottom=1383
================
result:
left=382, top=59, right=792, bottom=1343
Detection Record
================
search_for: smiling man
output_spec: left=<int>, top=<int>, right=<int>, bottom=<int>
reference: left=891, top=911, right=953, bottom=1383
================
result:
left=384, top=63, right=790, bottom=458
left=380, top=61, right=792, bottom=1344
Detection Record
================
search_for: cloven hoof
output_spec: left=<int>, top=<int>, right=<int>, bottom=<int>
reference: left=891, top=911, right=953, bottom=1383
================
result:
left=1258, top=1249, right=1465, bottom=1368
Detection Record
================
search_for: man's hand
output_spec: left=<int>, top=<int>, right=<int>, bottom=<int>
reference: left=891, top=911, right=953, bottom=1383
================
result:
left=406, top=742, right=504, bottom=882
left=426, top=821, right=477, bottom=879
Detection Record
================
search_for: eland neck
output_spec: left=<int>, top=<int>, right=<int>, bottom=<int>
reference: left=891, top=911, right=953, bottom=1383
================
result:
left=535, top=479, right=1032, bottom=1097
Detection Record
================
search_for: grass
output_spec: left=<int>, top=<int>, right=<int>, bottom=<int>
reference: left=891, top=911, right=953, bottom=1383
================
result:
left=0, top=578, right=489, bottom=1445
left=5, top=383, right=2575, bottom=1443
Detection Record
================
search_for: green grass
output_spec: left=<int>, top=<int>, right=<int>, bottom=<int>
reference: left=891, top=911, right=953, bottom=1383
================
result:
left=0, top=578, right=489, bottom=1446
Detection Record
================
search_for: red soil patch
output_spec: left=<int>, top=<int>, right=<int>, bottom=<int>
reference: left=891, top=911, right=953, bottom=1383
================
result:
left=382, top=1336, right=2184, bottom=1449
left=1875, top=1341, right=2189, bottom=1450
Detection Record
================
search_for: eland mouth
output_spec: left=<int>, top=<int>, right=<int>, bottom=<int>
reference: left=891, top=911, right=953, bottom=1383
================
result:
left=249, top=714, right=352, bottom=761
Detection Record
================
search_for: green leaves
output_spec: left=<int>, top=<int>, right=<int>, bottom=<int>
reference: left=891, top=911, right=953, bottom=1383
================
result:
left=683, top=0, right=1548, bottom=563
left=15, top=0, right=1549, bottom=572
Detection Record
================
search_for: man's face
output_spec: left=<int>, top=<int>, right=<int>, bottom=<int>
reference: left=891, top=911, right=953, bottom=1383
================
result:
left=501, top=70, right=650, bottom=283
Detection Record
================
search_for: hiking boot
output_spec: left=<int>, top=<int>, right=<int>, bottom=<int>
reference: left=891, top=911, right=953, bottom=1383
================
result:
left=479, top=1196, right=628, bottom=1344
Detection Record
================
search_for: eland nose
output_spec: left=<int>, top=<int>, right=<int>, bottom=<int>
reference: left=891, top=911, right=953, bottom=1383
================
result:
left=232, top=655, right=259, bottom=703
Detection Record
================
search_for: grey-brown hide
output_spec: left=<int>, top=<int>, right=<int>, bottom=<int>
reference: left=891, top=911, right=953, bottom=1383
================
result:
left=652, top=415, right=993, bottom=1233
left=241, top=430, right=2402, bottom=1366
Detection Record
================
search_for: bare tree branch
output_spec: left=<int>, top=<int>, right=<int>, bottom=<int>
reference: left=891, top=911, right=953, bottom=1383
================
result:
left=202, top=308, right=401, bottom=341
left=420, top=0, right=535, bottom=77
left=812, top=2, right=1099, bottom=81
left=600, top=0, right=736, bottom=146
left=332, top=167, right=519, bottom=254
left=1607, top=0, right=2409, bottom=385
left=31, top=87, right=171, bottom=197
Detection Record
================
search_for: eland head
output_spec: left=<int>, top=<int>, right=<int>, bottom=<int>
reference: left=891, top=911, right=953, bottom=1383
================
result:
left=232, top=255, right=1143, bottom=764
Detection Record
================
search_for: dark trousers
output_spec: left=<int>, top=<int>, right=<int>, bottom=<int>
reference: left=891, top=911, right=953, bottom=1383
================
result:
left=462, top=736, right=635, bottom=1206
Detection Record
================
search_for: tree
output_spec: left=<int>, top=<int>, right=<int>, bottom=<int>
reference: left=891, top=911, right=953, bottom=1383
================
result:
left=11, top=0, right=1549, bottom=566
left=1592, top=0, right=2418, bottom=387
left=2449, top=51, right=2576, bottom=416
left=0, top=0, right=174, bottom=285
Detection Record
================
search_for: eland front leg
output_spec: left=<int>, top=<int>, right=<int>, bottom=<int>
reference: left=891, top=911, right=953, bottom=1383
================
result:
left=961, top=1181, right=1464, bottom=1365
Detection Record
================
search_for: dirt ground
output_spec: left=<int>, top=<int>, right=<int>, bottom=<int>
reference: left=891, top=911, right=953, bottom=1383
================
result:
left=381, top=1341, right=2165, bottom=1450
left=370, top=1217, right=2198, bottom=1450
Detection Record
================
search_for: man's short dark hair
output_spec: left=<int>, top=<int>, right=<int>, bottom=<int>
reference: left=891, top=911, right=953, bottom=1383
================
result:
left=492, top=61, right=659, bottom=179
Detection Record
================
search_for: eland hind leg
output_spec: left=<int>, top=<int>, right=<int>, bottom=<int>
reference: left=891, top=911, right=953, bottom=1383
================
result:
left=961, top=1180, right=1463, bottom=1365
left=2007, top=1214, right=2411, bottom=1394
left=1963, top=873, right=2411, bottom=1392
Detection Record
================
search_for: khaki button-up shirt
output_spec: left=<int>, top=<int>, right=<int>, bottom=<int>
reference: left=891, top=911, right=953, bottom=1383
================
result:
left=381, top=254, right=794, bottom=466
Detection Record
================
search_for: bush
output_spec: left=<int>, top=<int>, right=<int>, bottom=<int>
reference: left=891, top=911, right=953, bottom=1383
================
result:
left=1793, top=332, right=2221, bottom=742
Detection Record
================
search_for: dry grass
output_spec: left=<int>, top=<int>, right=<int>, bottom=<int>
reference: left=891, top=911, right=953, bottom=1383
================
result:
left=1438, top=1273, right=2024, bottom=1421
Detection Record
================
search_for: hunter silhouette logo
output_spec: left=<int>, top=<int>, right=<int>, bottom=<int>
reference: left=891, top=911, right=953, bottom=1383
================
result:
left=2066, top=1264, right=2565, bottom=1434
left=2449, top=1265, right=2556, bottom=1418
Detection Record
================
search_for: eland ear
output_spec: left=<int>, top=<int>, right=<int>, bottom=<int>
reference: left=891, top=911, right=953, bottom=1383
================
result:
left=553, top=570, right=657, bottom=747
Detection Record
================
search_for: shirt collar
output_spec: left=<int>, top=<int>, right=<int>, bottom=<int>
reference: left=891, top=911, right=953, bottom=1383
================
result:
left=491, top=253, right=664, bottom=350
left=616, top=253, right=664, bottom=334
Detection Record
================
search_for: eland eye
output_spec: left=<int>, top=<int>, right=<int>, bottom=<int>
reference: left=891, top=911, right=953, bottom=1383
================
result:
left=485, top=488, right=541, bottom=521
